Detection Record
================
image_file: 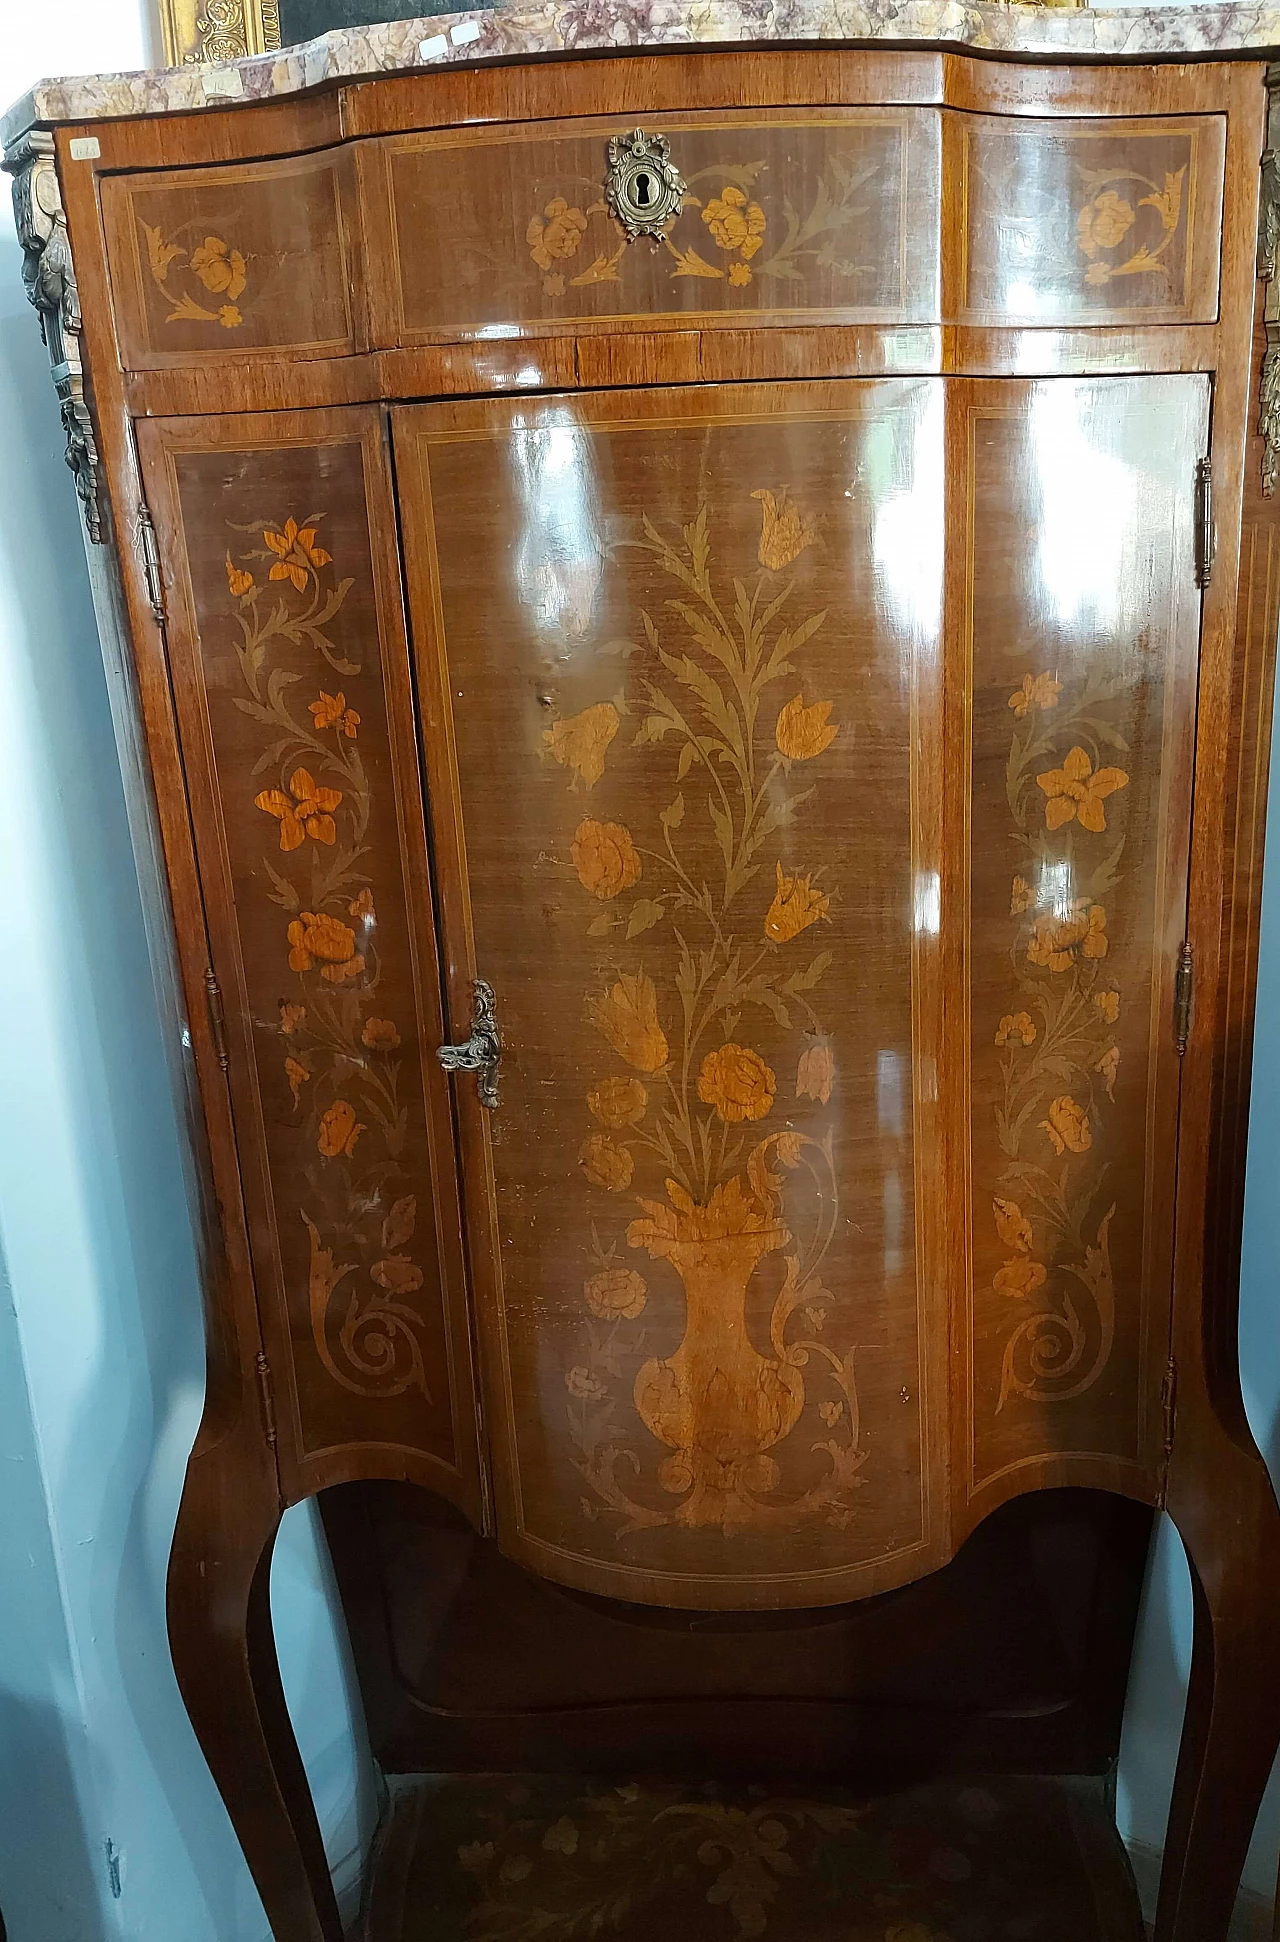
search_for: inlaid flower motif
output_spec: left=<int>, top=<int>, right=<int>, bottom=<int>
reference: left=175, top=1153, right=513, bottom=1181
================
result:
left=1094, top=989, right=1121, bottom=1024
left=764, top=861, right=830, bottom=942
left=286, top=910, right=363, bottom=983
left=566, top=1365, right=606, bottom=1401
left=703, top=185, right=766, bottom=259
left=992, top=1195, right=1033, bottom=1253
left=527, top=197, right=588, bottom=271
left=588, top=1076, right=648, bottom=1127
left=796, top=1041, right=834, bottom=1103
left=225, top=553, right=254, bottom=597
left=543, top=702, right=620, bottom=789
left=1041, top=1093, right=1091, bottom=1156
left=1096, top=1043, right=1120, bottom=1100
left=255, top=766, right=342, bottom=851
left=728, top=262, right=752, bottom=287
left=995, top=1011, right=1037, bottom=1046
left=1027, top=901, right=1108, bottom=972
left=191, top=234, right=246, bottom=301
left=361, top=1017, right=401, bottom=1051
left=371, top=1255, right=423, bottom=1293
left=318, top=1098, right=364, bottom=1158
left=628, top=1173, right=787, bottom=1254
left=349, top=888, right=375, bottom=922
left=571, top=819, right=641, bottom=899
left=697, top=1043, right=776, bottom=1123
left=586, top=972, right=668, bottom=1072
left=1008, top=672, right=1062, bottom=719
left=218, top=305, right=242, bottom=329
left=775, top=692, right=836, bottom=759
left=263, top=518, right=331, bottom=592
left=1036, top=745, right=1130, bottom=833
left=994, top=1257, right=1047, bottom=1299
left=542, top=1819, right=579, bottom=1856
left=1076, top=190, right=1135, bottom=258
left=753, top=490, right=817, bottom=573
left=279, top=1002, right=306, bottom=1035
left=285, top=1055, right=309, bottom=1104
left=1010, top=875, right=1033, bottom=915
left=584, top=1265, right=647, bottom=1320
left=310, top=690, right=360, bottom=738
left=578, top=1133, right=634, bottom=1191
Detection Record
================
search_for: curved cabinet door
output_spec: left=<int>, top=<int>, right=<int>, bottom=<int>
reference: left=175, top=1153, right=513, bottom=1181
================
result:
left=394, top=375, right=1205, bottom=1609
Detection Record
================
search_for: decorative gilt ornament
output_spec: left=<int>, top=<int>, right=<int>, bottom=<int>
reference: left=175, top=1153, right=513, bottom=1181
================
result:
left=3, top=130, right=104, bottom=542
left=604, top=129, right=687, bottom=243
left=157, top=0, right=280, bottom=66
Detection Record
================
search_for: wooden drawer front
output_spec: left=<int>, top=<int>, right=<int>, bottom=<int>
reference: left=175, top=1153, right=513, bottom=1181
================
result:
left=960, top=115, right=1224, bottom=326
left=102, top=150, right=364, bottom=369
left=373, top=110, right=940, bottom=341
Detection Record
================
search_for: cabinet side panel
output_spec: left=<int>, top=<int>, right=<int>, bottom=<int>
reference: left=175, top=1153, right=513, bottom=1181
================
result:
left=137, top=411, right=482, bottom=1511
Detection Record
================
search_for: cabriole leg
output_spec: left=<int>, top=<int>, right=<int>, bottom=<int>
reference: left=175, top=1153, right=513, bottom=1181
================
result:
left=1156, top=1455, right=1280, bottom=1942
left=168, top=1442, right=342, bottom=1942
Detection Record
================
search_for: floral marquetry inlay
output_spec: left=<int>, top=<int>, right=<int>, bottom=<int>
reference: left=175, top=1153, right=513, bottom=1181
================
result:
left=538, top=488, right=868, bottom=1540
left=987, top=671, right=1132, bottom=1411
left=141, top=216, right=250, bottom=327
left=220, top=510, right=433, bottom=1402
left=1073, top=166, right=1186, bottom=289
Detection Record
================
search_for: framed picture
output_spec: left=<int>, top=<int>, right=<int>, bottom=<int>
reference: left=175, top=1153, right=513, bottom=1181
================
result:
left=157, top=0, right=470, bottom=65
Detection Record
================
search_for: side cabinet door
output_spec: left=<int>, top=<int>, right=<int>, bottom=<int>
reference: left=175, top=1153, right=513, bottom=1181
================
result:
left=960, top=374, right=1207, bottom=1525
left=394, top=382, right=952, bottom=1609
left=137, top=408, right=483, bottom=1518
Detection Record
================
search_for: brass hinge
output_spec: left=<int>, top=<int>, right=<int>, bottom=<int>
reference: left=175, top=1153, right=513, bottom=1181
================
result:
left=255, top=1349, right=278, bottom=1449
left=135, top=504, right=167, bottom=624
left=1161, top=1356, right=1178, bottom=1459
left=204, top=967, right=229, bottom=1073
left=1173, top=941, right=1194, bottom=1055
left=1195, top=457, right=1215, bottom=588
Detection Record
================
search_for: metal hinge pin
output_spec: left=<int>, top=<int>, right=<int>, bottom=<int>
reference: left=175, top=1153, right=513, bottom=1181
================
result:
left=1173, top=942, right=1194, bottom=1056
left=136, top=504, right=166, bottom=624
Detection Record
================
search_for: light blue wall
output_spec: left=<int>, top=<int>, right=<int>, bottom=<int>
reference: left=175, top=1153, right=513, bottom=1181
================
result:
left=0, top=10, right=377, bottom=1938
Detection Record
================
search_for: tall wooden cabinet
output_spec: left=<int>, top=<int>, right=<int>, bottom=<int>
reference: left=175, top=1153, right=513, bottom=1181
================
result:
left=7, top=27, right=1280, bottom=1941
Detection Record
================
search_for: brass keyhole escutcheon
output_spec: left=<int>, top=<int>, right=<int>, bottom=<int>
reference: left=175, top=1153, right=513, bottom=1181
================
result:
left=604, top=128, right=686, bottom=242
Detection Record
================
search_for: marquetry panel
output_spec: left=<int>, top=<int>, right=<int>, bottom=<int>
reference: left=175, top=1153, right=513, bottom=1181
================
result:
left=396, top=380, right=950, bottom=1610
left=135, top=413, right=480, bottom=1504
left=370, top=111, right=939, bottom=342
left=960, top=116, right=1225, bottom=326
left=101, top=150, right=364, bottom=370
left=964, top=375, right=1206, bottom=1498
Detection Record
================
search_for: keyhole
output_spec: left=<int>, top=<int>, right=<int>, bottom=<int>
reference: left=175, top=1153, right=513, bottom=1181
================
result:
left=634, top=170, right=654, bottom=207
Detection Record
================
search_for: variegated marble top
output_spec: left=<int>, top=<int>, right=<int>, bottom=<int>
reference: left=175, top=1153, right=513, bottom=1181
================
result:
left=5, top=0, right=1280, bottom=149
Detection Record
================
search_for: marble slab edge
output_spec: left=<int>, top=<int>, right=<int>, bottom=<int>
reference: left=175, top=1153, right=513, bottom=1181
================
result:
left=6, top=0, right=1280, bottom=148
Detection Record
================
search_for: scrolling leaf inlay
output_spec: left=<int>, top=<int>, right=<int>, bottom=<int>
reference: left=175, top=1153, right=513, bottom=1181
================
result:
left=542, top=488, right=868, bottom=1539
left=1073, top=165, right=1185, bottom=289
left=990, top=670, right=1131, bottom=1410
left=524, top=157, right=874, bottom=300
left=223, top=516, right=431, bottom=1399
left=141, top=216, right=250, bottom=329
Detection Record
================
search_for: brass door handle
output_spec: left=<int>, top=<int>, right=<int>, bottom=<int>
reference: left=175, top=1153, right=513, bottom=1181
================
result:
left=604, top=129, right=686, bottom=242
left=436, top=978, right=500, bottom=1108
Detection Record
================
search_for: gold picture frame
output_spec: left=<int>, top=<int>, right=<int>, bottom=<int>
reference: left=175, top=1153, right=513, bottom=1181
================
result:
left=158, top=0, right=281, bottom=64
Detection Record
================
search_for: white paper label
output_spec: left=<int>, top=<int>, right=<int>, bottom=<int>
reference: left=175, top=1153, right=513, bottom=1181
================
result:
left=68, top=136, right=101, bottom=161
left=417, top=33, right=448, bottom=58
left=450, top=19, right=482, bottom=44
